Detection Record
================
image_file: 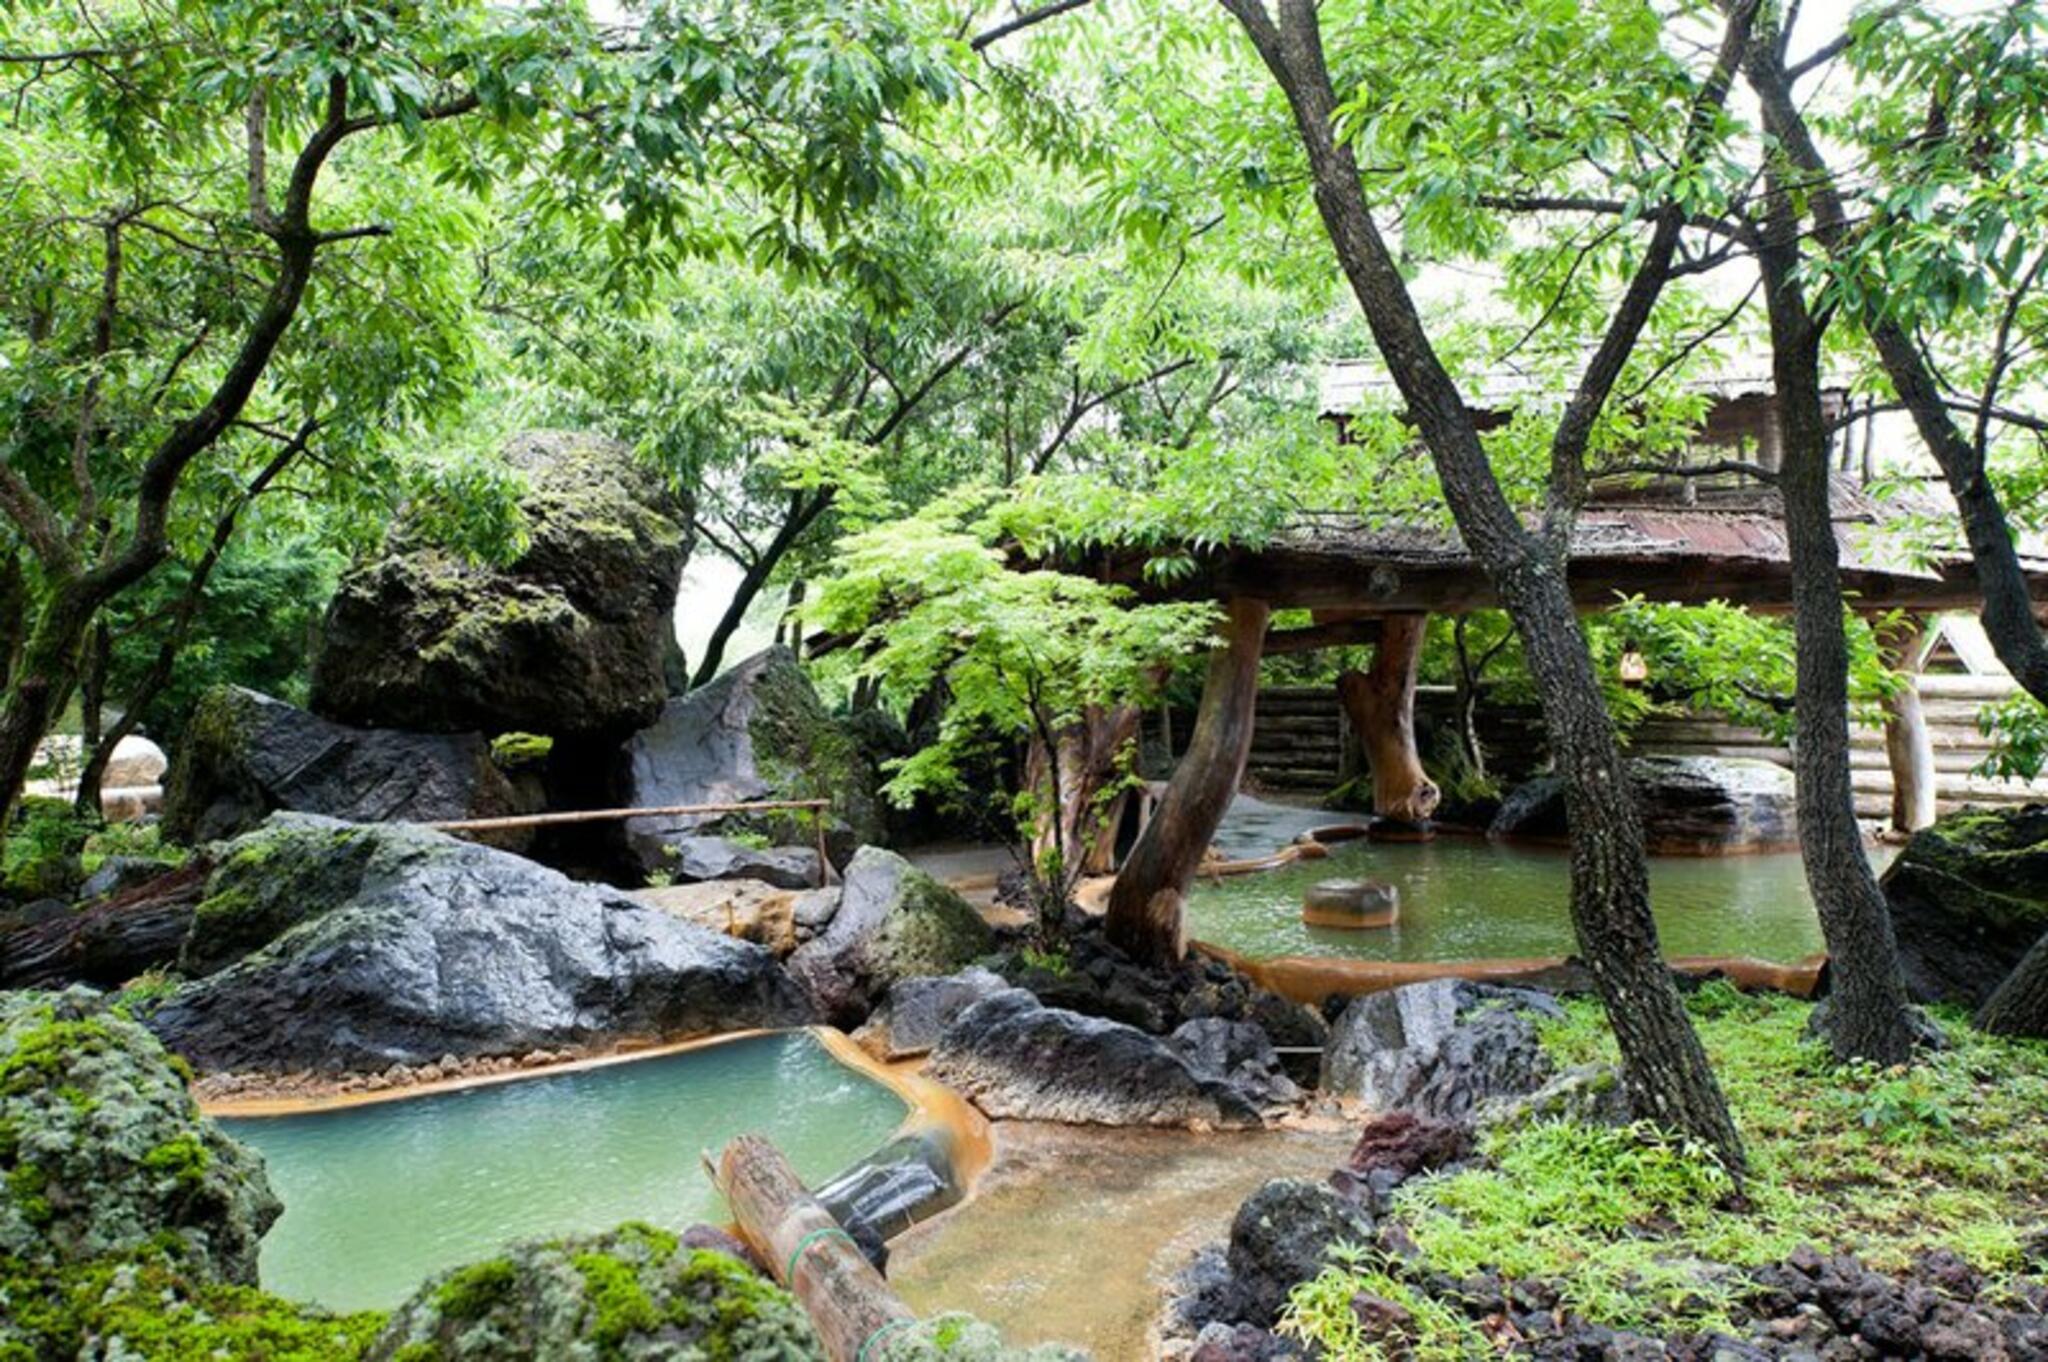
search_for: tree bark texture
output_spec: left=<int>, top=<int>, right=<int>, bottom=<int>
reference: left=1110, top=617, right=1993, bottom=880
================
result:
left=1335, top=613, right=1439, bottom=822
left=1977, top=931, right=2048, bottom=1039
left=1219, top=0, right=1753, bottom=1175
left=1754, top=146, right=1922, bottom=1066
left=1104, top=597, right=1270, bottom=963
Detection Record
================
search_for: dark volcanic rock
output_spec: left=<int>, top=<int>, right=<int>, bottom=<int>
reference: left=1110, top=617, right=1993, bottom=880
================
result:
left=148, top=814, right=809, bottom=1073
left=367, top=1226, right=821, bottom=1361
left=786, top=846, right=993, bottom=1025
left=927, top=989, right=1265, bottom=1127
left=0, top=988, right=279, bottom=1282
left=1491, top=754, right=1798, bottom=854
left=311, top=430, right=691, bottom=739
left=1168, top=1017, right=1301, bottom=1108
left=1225, top=1178, right=1376, bottom=1326
left=1320, top=979, right=1560, bottom=1119
left=1881, top=803, right=2048, bottom=1007
left=853, top=967, right=1010, bottom=1060
left=620, top=647, right=887, bottom=875
left=161, top=685, right=532, bottom=847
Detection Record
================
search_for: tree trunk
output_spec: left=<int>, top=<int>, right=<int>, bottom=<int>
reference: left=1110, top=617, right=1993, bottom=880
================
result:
left=1026, top=703, right=1144, bottom=881
left=0, top=552, right=23, bottom=693
left=1756, top=160, right=1923, bottom=1066
left=1878, top=623, right=1936, bottom=836
left=693, top=492, right=830, bottom=689
left=1105, top=598, right=1270, bottom=963
left=1335, top=613, right=1439, bottom=822
left=0, top=579, right=94, bottom=827
left=1739, top=39, right=2048, bottom=708
left=1977, top=931, right=2048, bottom=1039
left=1220, top=0, right=1753, bottom=1177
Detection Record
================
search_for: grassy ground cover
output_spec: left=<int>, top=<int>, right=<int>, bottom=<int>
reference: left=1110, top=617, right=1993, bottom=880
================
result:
left=1285, top=984, right=2048, bottom=1355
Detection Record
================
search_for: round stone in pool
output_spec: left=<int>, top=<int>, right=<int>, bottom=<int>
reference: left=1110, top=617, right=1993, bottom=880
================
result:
left=1302, top=878, right=1400, bottom=929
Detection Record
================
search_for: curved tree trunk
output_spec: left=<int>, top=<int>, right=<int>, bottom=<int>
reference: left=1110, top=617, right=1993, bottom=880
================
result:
left=1336, top=612, right=1439, bottom=822
left=1755, top=152, right=1923, bottom=1066
left=1104, top=598, right=1270, bottom=963
left=1026, top=703, right=1144, bottom=882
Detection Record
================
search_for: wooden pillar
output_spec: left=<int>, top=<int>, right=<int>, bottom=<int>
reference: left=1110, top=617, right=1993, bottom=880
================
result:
left=1105, top=597, right=1271, bottom=964
left=717, top=1134, right=913, bottom=1362
left=1336, top=612, right=1440, bottom=824
left=1879, top=619, right=1937, bottom=836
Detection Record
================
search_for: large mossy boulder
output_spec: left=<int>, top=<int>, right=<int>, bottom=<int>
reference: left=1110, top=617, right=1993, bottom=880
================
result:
left=1490, top=755, right=1797, bottom=854
left=621, top=646, right=887, bottom=876
left=786, top=847, right=994, bottom=1025
left=1881, top=803, right=2048, bottom=1007
left=162, top=685, right=535, bottom=847
left=367, top=1224, right=821, bottom=1360
left=148, top=814, right=810, bottom=1073
left=0, top=988, right=279, bottom=1282
left=310, top=431, right=692, bottom=739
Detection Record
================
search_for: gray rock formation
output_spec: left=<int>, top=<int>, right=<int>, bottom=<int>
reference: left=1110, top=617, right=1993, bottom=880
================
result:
left=1320, top=979, right=1561, bottom=1119
left=366, top=1225, right=821, bottom=1360
left=786, top=847, right=994, bottom=1025
left=0, top=988, right=279, bottom=1282
left=658, top=833, right=821, bottom=889
left=1880, top=803, right=2048, bottom=1006
left=311, top=430, right=691, bottom=739
left=853, top=967, right=1010, bottom=1061
left=1490, top=755, right=1798, bottom=854
left=926, top=989, right=1265, bottom=1128
left=148, top=814, right=809, bottom=1073
left=1225, top=1178, right=1376, bottom=1326
left=161, top=685, right=533, bottom=847
left=1167, top=1017, right=1301, bottom=1109
left=620, top=647, right=886, bottom=875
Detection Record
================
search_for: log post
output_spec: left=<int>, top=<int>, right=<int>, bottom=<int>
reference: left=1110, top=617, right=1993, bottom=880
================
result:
left=1878, top=619, right=1936, bottom=836
left=716, top=1133, right=913, bottom=1362
left=1105, top=597, right=1271, bottom=964
left=1336, top=613, right=1440, bottom=823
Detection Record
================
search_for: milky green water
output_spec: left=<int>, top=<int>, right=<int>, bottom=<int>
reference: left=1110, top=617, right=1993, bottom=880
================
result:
left=1184, top=836, right=1860, bottom=964
left=220, top=1031, right=906, bottom=1312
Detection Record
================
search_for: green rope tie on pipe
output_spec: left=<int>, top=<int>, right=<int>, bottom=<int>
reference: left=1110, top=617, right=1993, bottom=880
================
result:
left=856, top=1316, right=920, bottom=1362
left=784, top=1225, right=858, bottom=1285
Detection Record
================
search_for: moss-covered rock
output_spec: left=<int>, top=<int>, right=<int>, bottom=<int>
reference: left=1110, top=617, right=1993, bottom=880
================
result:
left=366, top=1224, right=823, bottom=1361
left=147, top=814, right=810, bottom=1074
left=786, top=847, right=994, bottom=1026
left=621, top=647, right=888, bottom=877
left=0, top=988, right=279, bottom=1282
left=0, top=1248, right=385, bottom=1360
left=310, top=431, right=692, bottom=740
left=1881, top=803, right=2048, bottom=1006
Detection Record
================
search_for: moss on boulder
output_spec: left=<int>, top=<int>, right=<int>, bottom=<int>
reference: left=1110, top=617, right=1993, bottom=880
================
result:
left=1881, top=803, right=2048, bottom=1006
left=869, top=1314, right=1092, bottom=1360
left=787, top=847, right=994, bottom=1026
left=366, top=1224, right=822, bottom=1361
left=310, top=431, right=692, bottom=740
left=622, top=647, right=887, bottom=877
left=0, top=988, right=279, bottom=1282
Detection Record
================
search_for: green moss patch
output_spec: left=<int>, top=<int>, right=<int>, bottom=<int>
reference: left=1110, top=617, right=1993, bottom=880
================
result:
left=1285, top=986, right=2048, bottom=1347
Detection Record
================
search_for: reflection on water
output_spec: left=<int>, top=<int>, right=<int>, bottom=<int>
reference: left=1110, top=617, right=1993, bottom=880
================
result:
left=1186, top=831, right=1879, bottom=964
left=222, top=1031, right=906, bottom=1311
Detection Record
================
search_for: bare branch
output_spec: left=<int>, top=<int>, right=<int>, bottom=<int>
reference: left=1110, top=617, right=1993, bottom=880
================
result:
left=971, top=0, right=1098, bottom=52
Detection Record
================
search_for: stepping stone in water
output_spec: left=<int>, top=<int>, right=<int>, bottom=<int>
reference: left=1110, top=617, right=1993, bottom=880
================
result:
left=1302, top=878, right=1400, bottom=930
